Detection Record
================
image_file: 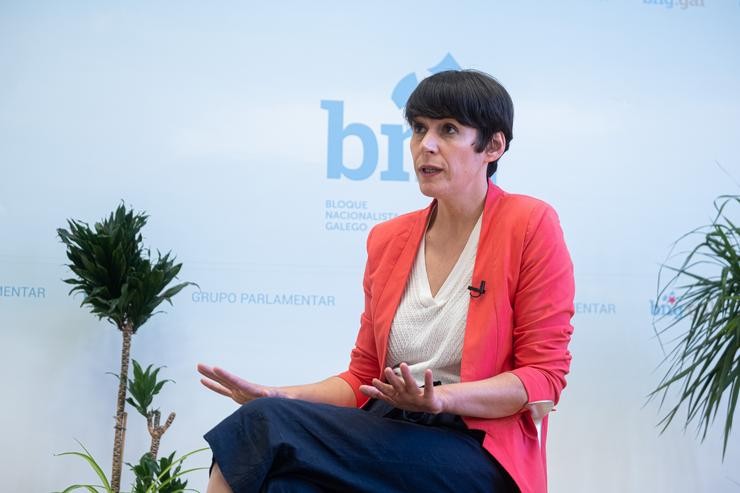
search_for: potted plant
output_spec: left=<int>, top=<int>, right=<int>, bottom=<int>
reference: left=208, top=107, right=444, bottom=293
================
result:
left=651, top=194, right=739, bottom=458
left=57, top=204, right=198, bottom=492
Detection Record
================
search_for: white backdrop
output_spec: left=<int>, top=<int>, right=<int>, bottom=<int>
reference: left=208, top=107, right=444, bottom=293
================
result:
left=1, top=1, right=739, bottom=491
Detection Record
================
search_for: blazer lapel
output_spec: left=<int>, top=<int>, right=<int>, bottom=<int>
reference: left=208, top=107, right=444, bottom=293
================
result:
left=461, top=183, right=503, bottom=382
left=373, top=202, right=434, bottom=372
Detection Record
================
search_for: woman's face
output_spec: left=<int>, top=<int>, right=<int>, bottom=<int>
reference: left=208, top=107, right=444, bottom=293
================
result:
left=409, top=116, right=503, bottom=203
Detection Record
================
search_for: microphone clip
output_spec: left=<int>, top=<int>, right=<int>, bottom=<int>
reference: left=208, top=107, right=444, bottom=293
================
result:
left=467, top=280, right=486, bottom=298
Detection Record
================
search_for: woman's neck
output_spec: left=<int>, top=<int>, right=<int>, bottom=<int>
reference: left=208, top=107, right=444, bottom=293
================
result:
left=428, top=181, right=488, bottom=237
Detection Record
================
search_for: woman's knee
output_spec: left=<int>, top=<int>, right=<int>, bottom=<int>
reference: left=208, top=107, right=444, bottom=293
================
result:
left=236, top=397, right=303, bottom=423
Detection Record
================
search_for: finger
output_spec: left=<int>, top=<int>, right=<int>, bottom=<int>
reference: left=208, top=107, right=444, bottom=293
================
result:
left=359, top=384, right=382, bottom=399
left=399, top=363, right=421, bottom=393
left=371, top=377, right=397, bottom=397
left=200, top=378, right=233, bottom=398
left=423, top=369, right=435, bottom=397
left=384, top=367, right=406, bottom=394
left=199, top=364, right=239, bottom=391
left=212, top=366, right=249, bottom=389
left=367, top=381, right=398, bottom=406
left=197, top=363, right=218, bottom=379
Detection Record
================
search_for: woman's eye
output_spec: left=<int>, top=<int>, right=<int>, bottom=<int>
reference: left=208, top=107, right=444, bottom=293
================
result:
left=412, top=124, right=426, bottom=134
left=443, top=124, right=457, bottom=134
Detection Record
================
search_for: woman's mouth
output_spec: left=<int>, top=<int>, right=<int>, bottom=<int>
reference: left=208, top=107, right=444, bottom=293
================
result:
left=419, top=166, right=443, bottom=175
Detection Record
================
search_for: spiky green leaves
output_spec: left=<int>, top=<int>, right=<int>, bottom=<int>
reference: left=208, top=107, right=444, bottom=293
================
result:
left=55, top=442, right=207, bottom=493
left=128, top=452, right=189, bottom=493
left=651, top=194, right=740, bottom=458
left=126, top=360, right=173, bottom=418
left=57, top=203, right=195, bottom=332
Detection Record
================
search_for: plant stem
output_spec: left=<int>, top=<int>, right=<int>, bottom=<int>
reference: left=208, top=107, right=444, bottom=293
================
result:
left=111, top=321, right=134, bottom=493
left=147, top=410, right=176, bottom=459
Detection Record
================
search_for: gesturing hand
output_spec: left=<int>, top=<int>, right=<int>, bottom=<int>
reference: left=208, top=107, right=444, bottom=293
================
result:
left=359, top=363, right=446, bottom=414
left=197, top=363, right=285, bottom=405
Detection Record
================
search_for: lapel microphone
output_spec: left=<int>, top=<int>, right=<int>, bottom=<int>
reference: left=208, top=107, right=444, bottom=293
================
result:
left=467, top=280, right=486, bottom=298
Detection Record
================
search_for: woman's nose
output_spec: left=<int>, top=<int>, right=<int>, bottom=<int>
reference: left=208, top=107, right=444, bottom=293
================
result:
left=421, top=132, right=438, bottom=152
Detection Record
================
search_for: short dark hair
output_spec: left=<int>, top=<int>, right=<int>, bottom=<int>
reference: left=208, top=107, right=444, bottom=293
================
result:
left=404, top=70, right=514, bottom=178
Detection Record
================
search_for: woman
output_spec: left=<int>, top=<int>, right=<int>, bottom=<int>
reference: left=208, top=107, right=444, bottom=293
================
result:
left=199, top=70, right=574, bottom=493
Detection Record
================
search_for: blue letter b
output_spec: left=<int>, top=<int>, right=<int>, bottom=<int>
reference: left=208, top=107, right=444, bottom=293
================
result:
left=321, top=100, right=378, bottom=180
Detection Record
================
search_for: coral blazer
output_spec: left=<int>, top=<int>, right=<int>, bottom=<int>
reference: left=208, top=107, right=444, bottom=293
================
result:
left=337, top=183, right=575, bottom=493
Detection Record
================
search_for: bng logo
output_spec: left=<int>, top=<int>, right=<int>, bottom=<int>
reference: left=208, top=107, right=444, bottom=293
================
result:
left=321, top=54, right=461, bottom=181
left=650, top=291, right=684, bottom=318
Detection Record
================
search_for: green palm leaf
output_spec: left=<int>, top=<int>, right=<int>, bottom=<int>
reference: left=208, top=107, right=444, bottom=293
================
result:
left=650, top=194, right=740, bottom=458
left=55, top=440, right=112, bottom=493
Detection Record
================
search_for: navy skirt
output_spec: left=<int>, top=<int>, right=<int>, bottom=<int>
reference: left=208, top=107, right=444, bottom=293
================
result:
left=204, top=397, right=518, bottom=493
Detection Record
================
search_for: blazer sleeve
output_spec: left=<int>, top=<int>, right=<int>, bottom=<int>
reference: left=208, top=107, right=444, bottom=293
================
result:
left=337, top=227, right=380, bottom=407
left=508, top=204, right=575, bottom=405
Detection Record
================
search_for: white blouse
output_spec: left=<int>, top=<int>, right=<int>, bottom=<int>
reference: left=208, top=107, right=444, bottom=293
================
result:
left=386, top=214, right=482, bottom=386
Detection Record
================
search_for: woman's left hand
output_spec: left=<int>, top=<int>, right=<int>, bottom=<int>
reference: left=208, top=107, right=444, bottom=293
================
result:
left=359, top=362, right=446, bottom=414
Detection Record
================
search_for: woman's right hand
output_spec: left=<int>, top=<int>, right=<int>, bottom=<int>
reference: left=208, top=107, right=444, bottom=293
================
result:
left=197, top=363, right=286, bottom=404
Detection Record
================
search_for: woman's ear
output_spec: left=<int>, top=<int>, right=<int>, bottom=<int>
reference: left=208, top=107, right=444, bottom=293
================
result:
left=485, top=131, right=506, bottom=162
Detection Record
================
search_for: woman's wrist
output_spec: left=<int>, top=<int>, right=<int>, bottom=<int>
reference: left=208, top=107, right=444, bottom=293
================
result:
left=433, top=385, right=452, bottom=415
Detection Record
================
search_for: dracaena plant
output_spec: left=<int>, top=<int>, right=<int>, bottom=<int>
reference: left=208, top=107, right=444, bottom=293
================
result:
left=128, top=451, right=193, bottom=493
left=58, top=203, right=195, bottom=493
left=127, top=360, right=172, bottom=417
left=650, top=194, right=739, bottom=458
left=55, top=441, right=207, bottom=493
left=127, top=360, right=176, bottom=458
left=58, top=205, right=191, bottom=330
